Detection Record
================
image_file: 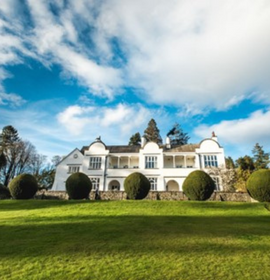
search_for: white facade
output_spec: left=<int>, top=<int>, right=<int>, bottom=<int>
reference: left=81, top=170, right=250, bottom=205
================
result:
left=52, top=135, right=226, bottom=192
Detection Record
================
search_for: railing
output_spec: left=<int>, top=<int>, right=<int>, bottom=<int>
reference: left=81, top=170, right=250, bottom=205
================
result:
left=109, top=165, right=139, bottom=169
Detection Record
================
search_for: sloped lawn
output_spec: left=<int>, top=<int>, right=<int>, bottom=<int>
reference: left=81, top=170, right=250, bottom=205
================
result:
left=0, top=200, right=269, bottom=280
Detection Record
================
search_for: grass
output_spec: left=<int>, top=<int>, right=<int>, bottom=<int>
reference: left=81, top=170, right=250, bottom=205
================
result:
left=0, top=200, right=269, bottom=280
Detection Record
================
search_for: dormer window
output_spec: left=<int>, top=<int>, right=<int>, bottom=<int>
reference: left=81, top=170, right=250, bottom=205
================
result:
left=89, top=157, right=102, bottom=169
left=204, top=155, right=218, bottom=168
left=145, top=156, right=158, bottom=169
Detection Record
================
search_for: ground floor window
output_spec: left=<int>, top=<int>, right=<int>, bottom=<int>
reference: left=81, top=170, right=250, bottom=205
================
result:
left=212, top=176, right=221, bottom=191
left=68, top=166, right=80, bottom=173
left=148, top=177, right=158, bottom=191
left=90, top=177, right=100, bottom=190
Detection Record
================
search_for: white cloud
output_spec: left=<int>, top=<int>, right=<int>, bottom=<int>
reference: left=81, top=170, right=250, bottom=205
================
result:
left=1, top=0, right=270, bottom=112
left=57, top=103, right=151, bottom=137
left=93, top=0, right=270, bottom=110
left=194, top=109, right=270, bottom=148
left=0, top=92, right=26, bottom=107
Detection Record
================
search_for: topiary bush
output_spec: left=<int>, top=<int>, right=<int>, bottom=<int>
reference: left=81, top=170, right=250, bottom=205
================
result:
left=124, top=172, right=150, bottom=200
left=246, top=169, right=270, bottom=202
left=0, top=183, right=11, bottom=199
left=9, top=174, right=38, bottom=199
left=66, top=172, right=92, bottom=199
left=183, top=170, right=215, bottom=201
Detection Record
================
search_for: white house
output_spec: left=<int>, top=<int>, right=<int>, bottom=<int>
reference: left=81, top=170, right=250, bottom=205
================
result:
left=52, top=133, right=226, bottom=192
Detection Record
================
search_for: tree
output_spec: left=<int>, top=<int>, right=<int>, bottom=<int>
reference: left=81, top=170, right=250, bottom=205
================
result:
left=144, top=119, right=162, bottom=144
left=246, top=169, right=270, bottom=202
left=234, top=155, right=255, bottom=192
left=183, top=170, right=215, bottom=201
left=252, top=143, right=270, bottom=170
left=0, top=125, right=38, bottom=186
left=51, top=155, right=62, bottom=166
left=236, top=155, right=255, bottom=171
left=0, top=152, right=6, bottom=171
left=225, top=156, right=235, bottom=169
left=129, top=132, right=141, bottom=146
left=167, top=123, right=189, bottom=146
left=124, top=172, right=150, bottom=200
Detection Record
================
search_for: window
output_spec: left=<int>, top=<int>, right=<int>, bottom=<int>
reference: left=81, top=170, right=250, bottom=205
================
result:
left=90, top=178, right=100, bottom=190
left=68, top=166, right=80, bottom=173
left=89, top=157, right=102, bottom=169
left=204, top=155, right=218, bottom=168
left=145, top=156, right=158, bottom=169
left=148, top=177, right=157, bottom=191
left=212, top=177, right=221, bottom=191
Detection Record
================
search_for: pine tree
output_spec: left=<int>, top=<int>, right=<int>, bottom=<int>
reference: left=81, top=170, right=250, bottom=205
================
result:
left=225, top=156, right=235, bottom=169
left=128, top=132, right=141, bottom=146
left=252, top=143, right=270, bottom=169
left=144, top=119, right=163, bottom=144
left=167, top=123, right=189, bottom=146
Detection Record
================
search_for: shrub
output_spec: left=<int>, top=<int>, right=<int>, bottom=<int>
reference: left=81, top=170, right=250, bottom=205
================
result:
left=183, top=170, right=215, bottom=201
left=246, top=169, right=270, bottom=202
left=0, top=183, right=11, bottom=199
left=9, top=174, right=38, bottom=199
left=124, top=172, right=150, bottom=200
left=66, top=172, right=92, bottom=199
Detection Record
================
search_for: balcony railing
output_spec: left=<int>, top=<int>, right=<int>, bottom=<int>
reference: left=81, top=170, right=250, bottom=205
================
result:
left=108, top=165, right=139, bottom=169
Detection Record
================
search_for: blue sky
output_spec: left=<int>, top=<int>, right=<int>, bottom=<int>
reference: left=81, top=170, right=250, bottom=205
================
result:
left=1, top=0, right=270, bottom=160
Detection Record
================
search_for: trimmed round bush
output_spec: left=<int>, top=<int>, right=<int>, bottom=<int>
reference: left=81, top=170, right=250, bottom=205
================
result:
left=66, top=172, right=92, bottom=199
left=246, top=169, right=270, bottom=202
left=183, top=170, right=215, bottom=201
left=124, top=172, right=150, bottom=200
left=0, top=183, right=11, bottom=199
left=9, top=174, right=38, bottom=199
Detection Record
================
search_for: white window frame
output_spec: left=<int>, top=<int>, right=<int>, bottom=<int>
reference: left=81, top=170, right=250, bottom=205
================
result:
left=89, top=157, right=102, bottom=169
left=90, top=177, right=100, bottom=190
left=204, top=155, right=218, bottom=168
left=145, top=156, right=158, bottom=169
left=68, top=166, right=80, bottom=174
left=148, top=177, right=158, bottom=191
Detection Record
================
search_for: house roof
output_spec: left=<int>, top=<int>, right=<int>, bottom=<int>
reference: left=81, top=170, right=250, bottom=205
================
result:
left=81, top=144, right=141, bottom=153
left=107, top=145, right=141, bottom=153
left=81, top=143, right=200, bottom=154
left=165, top=144, right=200, bottom=152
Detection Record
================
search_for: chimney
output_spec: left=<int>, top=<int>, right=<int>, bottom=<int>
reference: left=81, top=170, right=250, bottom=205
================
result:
left=141, top=136, right=146, bottom=147
left=211, top=131, right=218, bottom=142
left=166, top=136, right=171, bottom=149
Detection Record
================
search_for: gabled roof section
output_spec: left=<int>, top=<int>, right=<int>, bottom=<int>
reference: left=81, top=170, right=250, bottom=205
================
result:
left=56, top=148, right=82, bottom=166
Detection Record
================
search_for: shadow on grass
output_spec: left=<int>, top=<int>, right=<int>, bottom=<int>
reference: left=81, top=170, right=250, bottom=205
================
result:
left=0, top=214, right=270, bottom=259
left=0, top=199, right=113, bottom=211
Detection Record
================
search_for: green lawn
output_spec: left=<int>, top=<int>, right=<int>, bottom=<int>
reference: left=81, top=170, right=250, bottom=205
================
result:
left=0, top=200, right=269, bottom=280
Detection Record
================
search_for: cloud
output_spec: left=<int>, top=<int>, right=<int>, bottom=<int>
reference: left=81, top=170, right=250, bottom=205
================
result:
left=91, top=0, right=270, bottom=111
left=1, top=0, right=270, bottom=112
left=194, top=109, right=270, bottom=148
left=57, top=103, right=150, bottom=137
left=0, top=92, right=26, bottom=107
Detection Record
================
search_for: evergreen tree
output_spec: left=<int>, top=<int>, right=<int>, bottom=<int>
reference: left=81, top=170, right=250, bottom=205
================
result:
left=0, top=152, right=6, bottom=170
left=144, top=119, right=163, bottom=144
left=236, top=155, right=255, bottom=171
left=225, top=156, right=235, bottom=169
left=167, top=123, right=189, bottom=145
left=252, top=143, right=270, bottom=169
left=128, top=132, right=141, bottom=146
